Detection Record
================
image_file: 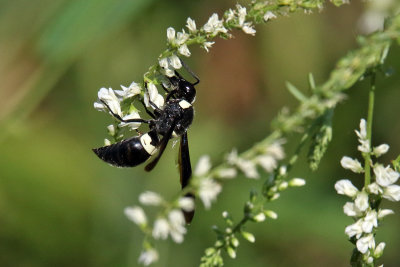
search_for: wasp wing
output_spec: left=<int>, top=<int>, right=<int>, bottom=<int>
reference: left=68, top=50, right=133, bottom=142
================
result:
left=179, top=132, right=195, bottom=223
left=144, top=120, right=176, bottom=172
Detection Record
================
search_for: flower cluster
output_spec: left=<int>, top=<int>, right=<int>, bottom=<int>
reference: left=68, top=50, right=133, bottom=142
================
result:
left=124, top=191, right=195, bottom=265
left=335, top=119, right=400, bottom=264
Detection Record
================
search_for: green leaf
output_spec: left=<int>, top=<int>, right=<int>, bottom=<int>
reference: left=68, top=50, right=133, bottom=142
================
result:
left=285, top=81, right=307, bottom=102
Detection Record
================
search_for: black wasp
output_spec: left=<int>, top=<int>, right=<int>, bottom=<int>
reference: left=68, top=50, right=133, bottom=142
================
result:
left=93, top=64, right=199, bottom=223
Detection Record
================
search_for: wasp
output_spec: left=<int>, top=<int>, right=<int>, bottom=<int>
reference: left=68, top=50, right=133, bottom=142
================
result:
left=93, top=65, right=199, bottom=223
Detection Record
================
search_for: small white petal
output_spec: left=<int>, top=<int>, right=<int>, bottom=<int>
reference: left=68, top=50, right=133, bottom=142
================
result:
left=374, top=242, right=386, bottom=258
left=203, top=41, right=215, bottom=52
left=264, top=210, right=278, bottom=219
left=159, top=57, right=169, bottom=69
left=355, top=119, right=367, bottom=140
left=242, top=24, right=256, bottom=35
left=167, top=27, right=176, bottom=43
left=335, top=179, right=359, bottom=198
left=355, top=191, right=369, bottom=212
left=382, top=185, right=400, bottom=201
left=373, top=144, right=389, bottom=157
left=169, top=55, right=182, bottom=69
left=176, top=31, right=189, bottom=45
left=216, top=168, right=237, bottom=179
left=374, top=164, right=399, bottom=187
left=124, top=206, right=147, bottom=225
left=236, top=158, right=259, bottom=179
left=356, top=234, right=375, bottom=254
left=289, top=178, right=306, bottom=187
left=361, top=210, right=378, bottom=233
left=186, top=17, right=197, bottom=33
left=343, top=202, right=362, bottom=217
left=178, top=44, right=191, bottom=57
left=367, top=182, right=383, bottom=195
left=253, top=212, right=266, bottom=222
left=178, top=197, right=195, bottom=212
left=345, top=220, right=363, bottom=238
left=199, top=178, right=222, bottom=209
left=107, top=124, right=115, bottom=136
left=194, top=155, right=212, bottom=176
left=104, top=139, right=111, bottom=146
left=264, top=11, right=277, bottom=21
left=138, top=248, right=159, bottom=266
left=378, top=209, right=394, bottom=219
left=341, top=156, right=363, bottom=173
left=256, top=155, right=277, bottom=173
left=139, top=191, right=163, bottom=206
left=120, top=112, right=141, bottom=130
left=152, top=218, right=170, bottom=240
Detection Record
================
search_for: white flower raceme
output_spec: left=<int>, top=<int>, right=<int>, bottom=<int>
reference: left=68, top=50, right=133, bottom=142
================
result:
left=124, top=206, right=147, bottom=226
left=115, top=81, right=141, bottom=99
left=335, top=179, right=359, bottom=198
left=139, top=191, right=163, bottom=206
left=198, top=178, right=222, bottom=209
left=144, top=82, right=165, bottom=109
left=138, top=248, right=159, bottom=266
left=340, top=156, right=363, bottom=173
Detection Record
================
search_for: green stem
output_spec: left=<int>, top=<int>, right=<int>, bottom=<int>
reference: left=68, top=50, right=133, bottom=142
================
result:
left=364, top=73, right=376, bottom=186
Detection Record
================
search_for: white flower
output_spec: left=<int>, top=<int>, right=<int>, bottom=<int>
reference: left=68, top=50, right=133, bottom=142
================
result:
left=378, top=209, right=394, bottom=219
left=169, top=54, right=182, bottom=69
left=355, top=191, right=369, bottom=212
left=203, top=13, right=227, bottom=35
left=358, top=139, right=371, bottom=153
left=124, top=206, right=147, bottom=225
left=203, top=41, right=215, bottom=52
left=356, top=234, right=375, bottom=254
left=167, top=27, right=176, bottom=43
left=225, top=9, right=235, bottom=22
left=194, top=155, right=212, bottom=176
left=236, top=4, right=247, bottom=26
left=345, top=220, right=363, bottom=238
left=256, top=155, right=277, bottom=173
left=242, top=24, right=256, bottom=35
left=168, top=210, right=187, bottom=243
left=138, top=248, right=159, bottom=266
left=340, top=156, right=363, bottom=173
left=186, top=17, right=197, bottom=33
left=176, top=31, right=189, bottom=46
left=178, top=197, right=195, bottom=212
left=96, top=87, right=122, bottom=116
left=178, top=44, right=191, bottom=57
left=266, top=141, right=285, bottom=160
left=241, top=231, right=255, bottom=243
left=115, top=81, right=141, bottom=99
left=236, top=158, right=259, bottom=179
left=152, top=218, right=170, bottom=240
left=119, top=112, right=141, bottom=130
left=289, top=178, right=306, bottom=187
left=144, top=83, right=164, bottom=109
left=374, top=242, right=386, bottom=258
left=199, top=178, right=222, bottom=209
left=139, top=191, right=163, bottom=206
left=343, top=202, right=363, bottom=217
left=226, top=149, right=239, bottom=165
left=367, top=182, right=383, bottom=195
left=107, top=124, right=115, bottom=136
left=382, top=185, right=400, bottom=201
left=279, top=165, right=287, bottom=176
left=335, top=179, right=359, bottom=198
left=216, top=168, right=237, bottom=179
left=253, top=212, right=266, bottom=222
left=374, top=164, right=399, bottom=187
left=355, top=119, right=367, bottom=140
left=361, top=210, right=378, bottom=233
left=104, top=138, right=111, bottom=146
left=373, top=144, right=389, bottom=157
left=264, top=11, right=277, bottom=21
left=264, top=210, right=278, bottom=219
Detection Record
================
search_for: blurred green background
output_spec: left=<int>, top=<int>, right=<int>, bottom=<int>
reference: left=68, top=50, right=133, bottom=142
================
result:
left=1, top=0, right=400, bottom=266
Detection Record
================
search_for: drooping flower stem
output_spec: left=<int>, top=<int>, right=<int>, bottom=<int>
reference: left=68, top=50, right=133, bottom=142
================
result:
left=364, top=73, right=376, bottom=186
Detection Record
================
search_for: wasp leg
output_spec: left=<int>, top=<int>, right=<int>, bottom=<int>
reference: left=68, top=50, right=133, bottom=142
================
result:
left=100, top=100, right=150, bottom=124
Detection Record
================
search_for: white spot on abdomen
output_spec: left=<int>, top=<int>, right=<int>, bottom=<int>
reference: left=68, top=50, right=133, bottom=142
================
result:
left=140, top=134, right=157, bottom=155
left=179, top=100, right=191, bottom=109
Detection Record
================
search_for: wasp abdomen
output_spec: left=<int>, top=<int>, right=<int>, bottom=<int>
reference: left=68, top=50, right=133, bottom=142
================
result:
left=93, top=135, right=156, bottom=167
